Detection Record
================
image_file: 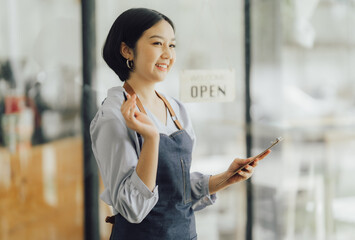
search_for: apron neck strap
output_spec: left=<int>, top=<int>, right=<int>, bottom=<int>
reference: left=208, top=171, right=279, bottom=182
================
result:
left=123, top=82, right=147, bottom=114
left=123, top=82, right=183, bottom=130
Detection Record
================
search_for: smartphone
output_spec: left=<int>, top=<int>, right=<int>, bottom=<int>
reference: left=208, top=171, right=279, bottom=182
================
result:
left=216, top=137, right=283, bottom=186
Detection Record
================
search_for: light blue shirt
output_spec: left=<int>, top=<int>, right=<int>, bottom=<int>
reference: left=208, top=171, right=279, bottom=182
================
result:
left=90, top=86, right=216, bottom=223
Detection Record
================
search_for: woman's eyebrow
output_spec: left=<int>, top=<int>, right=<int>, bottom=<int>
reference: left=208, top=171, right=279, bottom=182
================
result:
left=149, top=35, right=176, bottom=41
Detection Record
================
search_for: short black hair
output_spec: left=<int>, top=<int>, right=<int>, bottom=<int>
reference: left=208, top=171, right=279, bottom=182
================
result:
left=102, top=8, right=175, bottom=81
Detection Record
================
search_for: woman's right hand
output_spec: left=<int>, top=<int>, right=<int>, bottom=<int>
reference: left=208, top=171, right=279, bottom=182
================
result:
left=121, top=93, right=159, bottom=140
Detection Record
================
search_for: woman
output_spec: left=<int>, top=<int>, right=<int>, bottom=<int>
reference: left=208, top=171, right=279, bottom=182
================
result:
left=90, top=8, right=270, bottom=240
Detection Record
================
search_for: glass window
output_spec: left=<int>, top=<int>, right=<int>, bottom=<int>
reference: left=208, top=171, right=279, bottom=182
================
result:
left=0, top=0, right=83, bottom=239
left=251, top=0, right=355, bottom=239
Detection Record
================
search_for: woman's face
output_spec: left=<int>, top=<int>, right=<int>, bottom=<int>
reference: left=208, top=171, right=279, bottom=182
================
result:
left=131, top=20, right=176, bottom=83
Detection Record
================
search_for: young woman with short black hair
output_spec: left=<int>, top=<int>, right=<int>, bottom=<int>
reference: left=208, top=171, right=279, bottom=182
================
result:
left=90, top=8, right=270, bottom=240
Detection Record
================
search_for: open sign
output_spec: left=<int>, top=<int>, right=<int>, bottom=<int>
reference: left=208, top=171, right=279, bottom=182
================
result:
left=180, top=69, right=236, bottom=103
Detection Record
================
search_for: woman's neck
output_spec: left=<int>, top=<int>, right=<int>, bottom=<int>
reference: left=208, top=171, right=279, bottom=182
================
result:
left=125, top=79, right=157, bottom=106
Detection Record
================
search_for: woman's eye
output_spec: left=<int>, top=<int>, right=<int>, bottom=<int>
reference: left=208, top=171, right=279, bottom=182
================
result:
left=153, top=42, right=162, bottom=46
left=169, top=44, right=176, bottom=48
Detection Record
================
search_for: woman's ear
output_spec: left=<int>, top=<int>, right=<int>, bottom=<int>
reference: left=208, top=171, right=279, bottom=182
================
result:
left=120, top=42, right=134, bottom=60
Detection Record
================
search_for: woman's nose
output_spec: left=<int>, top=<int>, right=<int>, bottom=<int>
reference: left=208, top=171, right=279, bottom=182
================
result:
left=162, top=46, right=173, bottom=59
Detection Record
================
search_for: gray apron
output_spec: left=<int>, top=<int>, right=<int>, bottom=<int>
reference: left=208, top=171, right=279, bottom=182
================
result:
left=108, top=83, right=197, bottom=240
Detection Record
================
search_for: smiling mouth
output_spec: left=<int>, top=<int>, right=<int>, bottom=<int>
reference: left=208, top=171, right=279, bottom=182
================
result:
left=155, top=64, right=168, bottom=71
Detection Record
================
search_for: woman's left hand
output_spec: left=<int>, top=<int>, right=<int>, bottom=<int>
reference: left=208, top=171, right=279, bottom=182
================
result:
left=225, top=149, right=271, bottom=184
left=209, top=150, right=271, bottom=194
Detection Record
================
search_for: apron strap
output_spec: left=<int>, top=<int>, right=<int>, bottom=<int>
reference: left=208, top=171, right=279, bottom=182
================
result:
left=123, top=82, right=147, bottom=115
left=123, top=82, right=183, bottom=130
left=155, top=91, right=183, bottom=130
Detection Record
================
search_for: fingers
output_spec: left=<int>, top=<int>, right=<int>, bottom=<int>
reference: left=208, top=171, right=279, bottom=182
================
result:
left=239, top=164, right=253, bottom=174
left=240, top=149, right=271, bottom=175
left=236, top=157, right=252, bottom=165
left=250, top=159, right=259, bottom=167
left=255, top=149, right=271, bottom=160
left=229, top=150, right=272, bottom=182
left=237, top=165, right=254, bottom=178
left=232, top=157, right=257, bottom=176
left=121, top=94, right=138, bottom=121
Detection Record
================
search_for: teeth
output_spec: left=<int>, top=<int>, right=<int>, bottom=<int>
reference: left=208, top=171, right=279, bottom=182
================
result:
left=156, top=64, right=167, bottom=68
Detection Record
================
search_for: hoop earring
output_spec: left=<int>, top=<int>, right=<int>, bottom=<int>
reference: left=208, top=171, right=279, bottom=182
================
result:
left=126, top=59, right=134, bottom=70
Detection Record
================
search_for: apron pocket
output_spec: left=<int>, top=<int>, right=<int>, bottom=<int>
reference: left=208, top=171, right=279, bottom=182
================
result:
left=180, top=158, right=192, bottom=204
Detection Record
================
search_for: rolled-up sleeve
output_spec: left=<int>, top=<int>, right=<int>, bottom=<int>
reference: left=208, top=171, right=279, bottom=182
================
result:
left=190, top=172, right=217, bottom=211
left=90, top=110, right=159, bottom=223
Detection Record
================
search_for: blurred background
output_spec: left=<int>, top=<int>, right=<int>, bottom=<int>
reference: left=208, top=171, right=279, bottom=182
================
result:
left=0, top=0, right=354, bottom=239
